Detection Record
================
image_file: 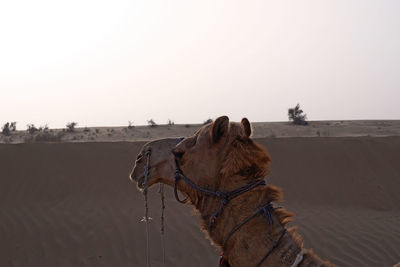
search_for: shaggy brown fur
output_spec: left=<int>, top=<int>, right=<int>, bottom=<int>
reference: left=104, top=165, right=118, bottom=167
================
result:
left=130, top=116, right=337, bottom=267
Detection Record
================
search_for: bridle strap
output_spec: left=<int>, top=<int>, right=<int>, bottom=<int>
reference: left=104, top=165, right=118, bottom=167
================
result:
left=222, top=202, right=274, bottom=248
left=173, top=157, right=266, bottom=226
left=255, top=228, right=287, bottom=267
left=142, top=150, right=151, bottom=267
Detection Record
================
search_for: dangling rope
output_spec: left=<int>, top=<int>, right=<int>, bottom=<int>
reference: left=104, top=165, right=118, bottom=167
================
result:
left=141, top=150, right=152, bottom=267
left=142, top=188, right=150, bottom=267
left=159, top=184, right=166, bottom=267
left=140, top=149, right=167, bottom=267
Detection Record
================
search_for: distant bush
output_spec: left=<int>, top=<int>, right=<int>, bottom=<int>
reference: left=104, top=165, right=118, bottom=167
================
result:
left=203, top=118, right=213, bottom=125
left=1, top=122, right=17, bottom=136
left=167, top=119, right=174, bottom=126
left=128, top=121, right=134, bottom=129
left=39, top=124, right=49, bottom=132
left=147, top=119, right=157, bottom=127
left=83, top=127, right=90, bottom=133
left=10, top=122, right=17, bottom=131
left=2, top=122, right=10, bottom=136
left=66, top=122, right=77, bottom=132
left=288, top=104, right=308, bottom=125
left=27, top=124, right=38, bottom=134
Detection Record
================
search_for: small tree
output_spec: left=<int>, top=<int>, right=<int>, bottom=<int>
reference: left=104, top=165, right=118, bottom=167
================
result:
left=147, top=119, right=157, bottom=127
left=167, top=119, right=174, bottom=125
left=1, top=122, right=10, bottom=136
left=128, top=121, right=134, bottom=129
left=66, top=122, right=77, bottom=132
left=288, top=104, right=308, bottom=125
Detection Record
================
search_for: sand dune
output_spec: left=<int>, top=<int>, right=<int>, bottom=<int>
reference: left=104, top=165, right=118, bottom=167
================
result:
left=0, top=137, right=399, bottom=266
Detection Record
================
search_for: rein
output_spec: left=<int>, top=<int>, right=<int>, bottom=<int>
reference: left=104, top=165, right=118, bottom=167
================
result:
left=142, top=150, right=151, bottom=267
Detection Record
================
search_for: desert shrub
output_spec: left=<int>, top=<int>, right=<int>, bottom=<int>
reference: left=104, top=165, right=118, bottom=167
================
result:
left=288, top=104, right=308, bottom=125
left=1, top=122, right=10, bottom=136
left=147, top=119, right=157, bottom=127
left=66, top=122, right=77, bottom=132
left=83, top=127, right=90, bottom=133
left=39, top=124, right=49, bottom=132
left=95, top=128, right=100, bottom=133
left=2, top=121, right=18, bottom=135
left=10, top=122, right=17, bottom=131
left=128, top=121, right=134, bottom=129
left=27, top=124, right=39, bottom=134
left=167, top=119, right=174, bottom=125
left=184, top=124, right=190, bottom=128
left=203, top=118, right=213, bottom=125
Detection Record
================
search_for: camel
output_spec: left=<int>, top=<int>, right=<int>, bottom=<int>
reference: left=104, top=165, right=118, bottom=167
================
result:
left=130, top=116, right=337, bottom=267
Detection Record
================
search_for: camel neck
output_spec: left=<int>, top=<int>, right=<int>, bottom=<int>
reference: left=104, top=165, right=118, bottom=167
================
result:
left=193, top=183, right=334, bottom=267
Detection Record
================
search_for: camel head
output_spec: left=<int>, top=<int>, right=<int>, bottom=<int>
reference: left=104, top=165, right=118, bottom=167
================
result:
left=130, top=116, right=271, bottom=195
left=129, top=138, right=180, bottom=190
left=172, top=116, right=271, bottom=193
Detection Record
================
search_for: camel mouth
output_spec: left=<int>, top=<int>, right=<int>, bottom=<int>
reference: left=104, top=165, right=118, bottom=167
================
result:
left=130, top=165, right=152, bottom=189
left=137, top=177, right=146, bottom=189
left=133, top=173, right=152, bottom=190
left=130, top=174, right=146, bottom=189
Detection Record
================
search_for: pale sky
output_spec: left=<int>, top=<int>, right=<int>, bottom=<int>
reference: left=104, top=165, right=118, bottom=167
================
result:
left=1, top=0, right=399, bottom=129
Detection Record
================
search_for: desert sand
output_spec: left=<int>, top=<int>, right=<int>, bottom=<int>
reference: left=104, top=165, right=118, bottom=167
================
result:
left=0, top=121, right=400, bottom=267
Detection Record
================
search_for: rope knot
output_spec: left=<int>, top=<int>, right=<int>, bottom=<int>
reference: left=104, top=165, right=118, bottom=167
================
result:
left=216, top=191, right=229, bottom=204
left=174, top=169, right=182, bottom=179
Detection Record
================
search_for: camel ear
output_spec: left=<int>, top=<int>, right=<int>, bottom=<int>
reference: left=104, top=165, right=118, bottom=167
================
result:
left=211, top=116, right=229, bottom=143
left=241, top=118, right=252, bottom=137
